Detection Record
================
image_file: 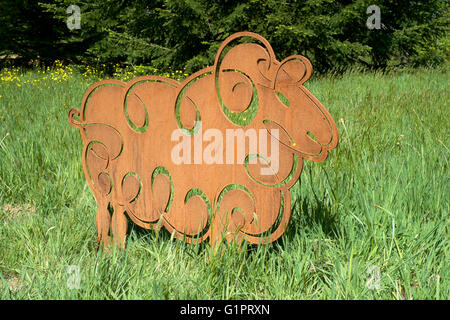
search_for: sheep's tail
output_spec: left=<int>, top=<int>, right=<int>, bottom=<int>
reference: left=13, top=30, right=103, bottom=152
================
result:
left=68, top=108, right=83, bottom=128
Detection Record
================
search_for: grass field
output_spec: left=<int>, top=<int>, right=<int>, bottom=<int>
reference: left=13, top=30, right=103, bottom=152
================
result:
left=0, top=63, right=448, bottom=299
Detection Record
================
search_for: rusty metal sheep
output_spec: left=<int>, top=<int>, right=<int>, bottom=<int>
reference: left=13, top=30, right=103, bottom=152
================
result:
left=68, top=32, right=338, bottom=248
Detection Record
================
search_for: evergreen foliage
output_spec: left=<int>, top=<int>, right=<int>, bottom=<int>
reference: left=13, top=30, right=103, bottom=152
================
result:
left=1, top=0, right=448, bottom=73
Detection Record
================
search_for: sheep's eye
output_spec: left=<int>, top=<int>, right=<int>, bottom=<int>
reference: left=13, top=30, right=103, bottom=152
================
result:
left=276, top=91, right=290, bottom=107
left=307, top=131, right=319, bottom=143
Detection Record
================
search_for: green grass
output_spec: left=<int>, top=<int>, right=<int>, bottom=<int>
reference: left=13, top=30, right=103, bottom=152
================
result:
left=0, top=65, right=448, bottom=299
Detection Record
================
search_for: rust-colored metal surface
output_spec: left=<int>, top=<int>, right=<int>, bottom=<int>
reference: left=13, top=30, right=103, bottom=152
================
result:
left=68, top=32, right=338, bottom=247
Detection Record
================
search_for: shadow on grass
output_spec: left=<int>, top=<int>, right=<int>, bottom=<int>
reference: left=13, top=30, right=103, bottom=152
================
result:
left=119, top=191, right=341, bottom=256
left=125, top=217, right=172, bottom=243
left=282, top=195, right=341, bottom=242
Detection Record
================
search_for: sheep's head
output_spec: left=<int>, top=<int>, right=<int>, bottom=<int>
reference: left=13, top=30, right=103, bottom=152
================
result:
left=214, top=32, right=338, bottom=164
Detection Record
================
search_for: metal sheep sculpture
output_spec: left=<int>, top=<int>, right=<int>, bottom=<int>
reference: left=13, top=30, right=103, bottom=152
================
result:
left=68, top=32, right=338, bottom=248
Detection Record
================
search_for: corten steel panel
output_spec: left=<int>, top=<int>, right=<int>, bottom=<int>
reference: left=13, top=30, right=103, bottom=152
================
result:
left=68, top=32, right=339, bottom=248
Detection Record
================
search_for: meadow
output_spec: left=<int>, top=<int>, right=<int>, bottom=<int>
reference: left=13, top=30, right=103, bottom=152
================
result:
left=0, top=62, right=448, bottom=299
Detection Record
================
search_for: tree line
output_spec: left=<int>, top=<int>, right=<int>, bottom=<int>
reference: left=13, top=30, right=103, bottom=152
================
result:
left=0, top=0, right=448, bottom=74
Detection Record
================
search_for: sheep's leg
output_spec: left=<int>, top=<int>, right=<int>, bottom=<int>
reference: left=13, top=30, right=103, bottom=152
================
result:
left=95, top=196, right=111, bottom=247
left=111, top=204, right=128, bottom=248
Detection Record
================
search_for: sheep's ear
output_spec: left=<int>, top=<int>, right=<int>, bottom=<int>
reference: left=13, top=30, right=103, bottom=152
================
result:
left=275, top=55, right=312, bottom=86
